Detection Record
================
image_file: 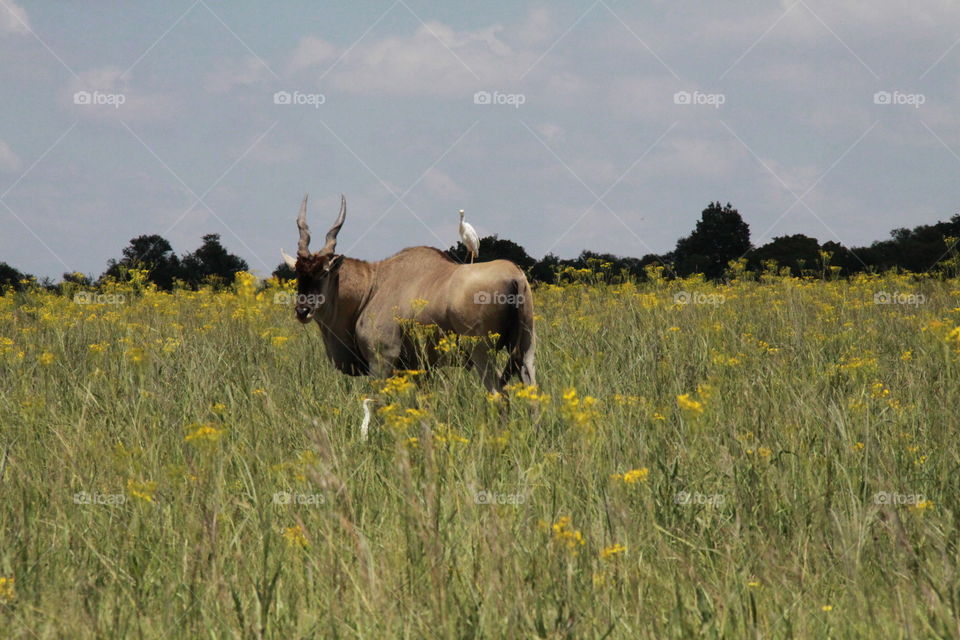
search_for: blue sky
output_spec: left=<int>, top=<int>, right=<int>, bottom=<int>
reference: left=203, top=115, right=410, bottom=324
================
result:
left=2, top=0, right=960, bottom=279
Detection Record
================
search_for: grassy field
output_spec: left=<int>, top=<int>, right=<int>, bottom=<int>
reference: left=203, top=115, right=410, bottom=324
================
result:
left=2, top=266, right=960, bottom=638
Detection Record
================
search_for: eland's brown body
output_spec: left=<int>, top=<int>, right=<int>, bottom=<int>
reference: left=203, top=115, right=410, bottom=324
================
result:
left=282, top=195, right=536, bottom=391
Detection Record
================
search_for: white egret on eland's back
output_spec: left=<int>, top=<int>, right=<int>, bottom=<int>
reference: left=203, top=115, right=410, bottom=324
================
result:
left=459, top=209, right=479, bottom=263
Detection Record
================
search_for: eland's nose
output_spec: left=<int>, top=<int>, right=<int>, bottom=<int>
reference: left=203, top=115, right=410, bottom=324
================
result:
left=295, top=305, right=311, bottom=321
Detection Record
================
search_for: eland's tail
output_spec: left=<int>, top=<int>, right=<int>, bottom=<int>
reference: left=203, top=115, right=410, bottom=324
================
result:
left=499, top=276, right=536, bottom=387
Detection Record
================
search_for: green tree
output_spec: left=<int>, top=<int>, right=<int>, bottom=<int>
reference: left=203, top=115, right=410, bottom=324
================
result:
left=180, top=234, right=249, bottom=287
left=447, top=235, right=536, bottom=271
left=102, top=235, right=183, bottom=290
left=748, top=234, right=821, bottom=275
left=0, top=261, right=30, bottom=291
left=673, top=202, right=751, bottom=279
left=272, top=262, right=296, bottom=280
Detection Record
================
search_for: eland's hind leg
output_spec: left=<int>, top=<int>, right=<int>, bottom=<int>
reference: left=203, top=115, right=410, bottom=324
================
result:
left=467, top=343, right=501, bottom=393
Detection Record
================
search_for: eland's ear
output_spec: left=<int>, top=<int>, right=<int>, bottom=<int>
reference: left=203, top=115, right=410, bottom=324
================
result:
left=281, top=249, right=297, bottom=270
left=324, top=254, right=344, bottom=273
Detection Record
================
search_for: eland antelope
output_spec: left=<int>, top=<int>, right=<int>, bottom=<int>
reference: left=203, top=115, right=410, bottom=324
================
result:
left=282, top=195, right=536, bottom=392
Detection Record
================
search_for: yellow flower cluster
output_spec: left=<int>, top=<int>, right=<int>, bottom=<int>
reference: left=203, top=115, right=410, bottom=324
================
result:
left=127, top=479, right=158, bottom=503
left=676, top=394, right=703, bottom=415
left=549, top=516, right=585, bottom=554
left=0, top=577, right=14, bottom=603
left=283, top=525, right=309, bottom=548
left=611, top=468, right=649, bottom=484
left=380, top=372, right=418, bottom=395
left=184, top=423, right=225, bottom=443
left=378, top=404, right=428, bottom=431
left=561, top=388, right=599, bottom=432
left=505, top=382, right=550, bottom=405
left=600, top=543, right=627, bottom=560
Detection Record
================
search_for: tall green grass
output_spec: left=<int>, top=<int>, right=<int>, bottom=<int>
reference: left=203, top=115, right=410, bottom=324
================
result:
left=1, top=270, right=959, bottom=637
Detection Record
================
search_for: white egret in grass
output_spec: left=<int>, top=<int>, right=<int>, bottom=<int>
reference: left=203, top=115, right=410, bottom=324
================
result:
left=459, top=209, right=479, bottom=263
left=360, top=398, right=374, bottom=441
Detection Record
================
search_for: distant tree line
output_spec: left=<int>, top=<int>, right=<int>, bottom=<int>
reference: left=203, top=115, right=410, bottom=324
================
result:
left=3, top=202, right=960, bottom=291
left=1, top=233, right=248, bottom=291
left=449, top=202, right=960, bottom=283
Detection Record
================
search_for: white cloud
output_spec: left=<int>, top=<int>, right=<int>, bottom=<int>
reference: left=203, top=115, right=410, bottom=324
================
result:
left=64, top=66, right=179, bottom=122
left=509, top=6, right=555, bottom=47
left=0, top=139, right=21, bottom=172
left=654, top=136, right=744, bottom=181
left=206, top=55, right=272, bottom=93
left=248, top=138, right=303, bottom=166
left=288, top=36, right=338, bottom=73
left=536, top=122, right=565, bottom=144
left=290, top=14, right=545, bottom=97
left=421, top=169, right=466, bottom=201
left=0, top=1, right=30, bottom=35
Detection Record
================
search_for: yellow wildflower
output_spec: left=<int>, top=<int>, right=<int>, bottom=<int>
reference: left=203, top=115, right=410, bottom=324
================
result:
left=381, top=374, right=414, bottom=395
left=600, top=543, right=627, bottom=559
left=550, top=516, right=585, bottom=554
left=676, top=394, right=704, bottom=415
left=0, top=577, right=14, bottom=603
left=611, top=468, right=649, bottom=484
left=184, top=423, right=225, bottom=443
left=870, top=382, right=890, bottom=398
left=127, top=479, right=157, bottom=503
left=561, top=388, right=600, bottom=431
left=283, top=525, right=309, bottom=548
